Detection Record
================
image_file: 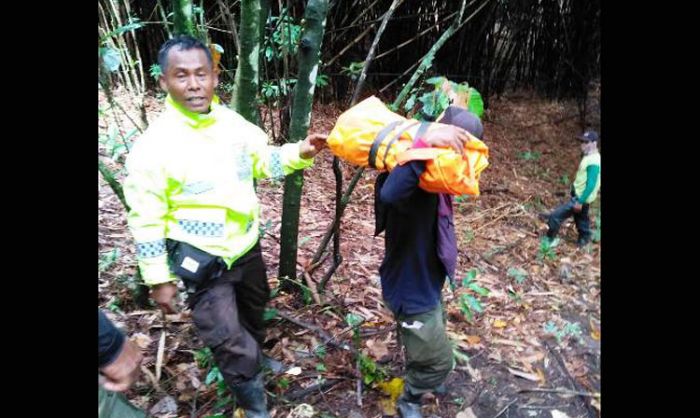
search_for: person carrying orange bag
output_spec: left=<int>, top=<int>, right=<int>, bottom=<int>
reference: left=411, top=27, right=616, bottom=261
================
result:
left=326, top=96, right=489, bottom=195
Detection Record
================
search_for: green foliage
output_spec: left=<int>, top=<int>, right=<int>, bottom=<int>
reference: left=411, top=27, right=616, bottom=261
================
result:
left=277, top=376, right=290, bottom=390
left=149, top=64, right=162, bottom=80
left=99, top=248, right=120, bottom=272
left=196, top=347, right=230, bottom=410
left=263, top=308, right=278, bottom=321
left=507, top=267, right=528, bottom=284
left=519, top=150, right=541, bottom=161
left=454, top=194, right=470, bottom=204
left=195, top=347, right=213, bottom=368
left=340, top=61, right=364, bottom=80
left=99, top=18, right=145, bottom=43
left=314, top=345, right=327, bottom=359
left=99, top=127, right=137, bottom=162
left=404, top=76, right=484, bottom=120
left=458, top=269, right=489, bottom=323
left=258, top=219, right=273, bottom=237
left=543, top=320, right=585, bottom=344
left=538, top=237, right=557, bottom=261
left=359, top=353, right=386, bottom=385
left=265, top=8, right=301, bottom=61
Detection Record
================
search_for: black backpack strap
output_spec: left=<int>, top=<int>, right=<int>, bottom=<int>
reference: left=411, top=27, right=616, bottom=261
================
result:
left=368, top=120, right=402, bottom=169
left=382, top=121, right=421, bottom=170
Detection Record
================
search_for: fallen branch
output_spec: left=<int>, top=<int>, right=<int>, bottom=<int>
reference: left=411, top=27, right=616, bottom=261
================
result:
left=491, top=398, right=517, bottom=418
left=281, top=379, right=343, bottom=402
left=544, top=341, right=599, bottom=417
left=518, top=388, right=600, bottom=398
left=303, top=271, right=323, bottom=305
left=276, top=310, right=354, bottom=353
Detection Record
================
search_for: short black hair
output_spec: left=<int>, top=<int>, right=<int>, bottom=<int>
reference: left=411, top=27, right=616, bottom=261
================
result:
left=157, top=35, right=213, bottom=74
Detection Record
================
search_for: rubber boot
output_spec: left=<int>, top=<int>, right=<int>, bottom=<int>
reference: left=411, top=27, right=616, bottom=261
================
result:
left=396, top=387, right=423, bottom=418
left=230, top=372, right=270, bottom=418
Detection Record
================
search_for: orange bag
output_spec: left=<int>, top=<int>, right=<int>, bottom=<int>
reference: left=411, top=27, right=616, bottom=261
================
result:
left=327, top=96, right=489, bottom=195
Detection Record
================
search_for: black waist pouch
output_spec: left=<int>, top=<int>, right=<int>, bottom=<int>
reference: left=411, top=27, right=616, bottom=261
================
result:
left=166, top=239, right=225, bottom=289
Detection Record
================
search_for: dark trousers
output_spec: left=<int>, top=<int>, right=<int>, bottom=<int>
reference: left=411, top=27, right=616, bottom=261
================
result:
left=547, top=196, right=591, bottom=241
left=187, top=243, right=270, bottom=386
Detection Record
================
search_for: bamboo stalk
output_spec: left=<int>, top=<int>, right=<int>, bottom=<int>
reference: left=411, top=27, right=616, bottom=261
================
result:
left=217, top=0, right=240, bottom=55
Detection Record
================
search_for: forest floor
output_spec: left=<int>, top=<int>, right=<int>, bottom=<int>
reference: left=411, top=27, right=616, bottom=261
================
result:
left=98, top=85, right=601, bottom=418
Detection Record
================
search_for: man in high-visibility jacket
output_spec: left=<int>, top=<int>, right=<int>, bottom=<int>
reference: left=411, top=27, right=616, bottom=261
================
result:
left=542, top=130, right=601, bottom=248
left=123, top=35, right=327, bottom=418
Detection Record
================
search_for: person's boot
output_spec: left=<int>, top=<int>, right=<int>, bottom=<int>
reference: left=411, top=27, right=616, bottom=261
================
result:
left=230, top=372, right=270, bottom=418
left=262, top=355, right=284, bottom=374
left=396, top=388, right=423, bottom=418
left=577, top=237, right=591, bottom=248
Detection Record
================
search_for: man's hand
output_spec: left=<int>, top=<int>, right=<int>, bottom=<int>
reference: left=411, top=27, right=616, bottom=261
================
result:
left=99, top=338, right=143, bottom=392
left=422, top=125, right=471, bottom=156
left=299, top=133, right=329, bottom=159
left=573, top=202, right=583, bottom=213
left=150, top=282, right=178, bottom=314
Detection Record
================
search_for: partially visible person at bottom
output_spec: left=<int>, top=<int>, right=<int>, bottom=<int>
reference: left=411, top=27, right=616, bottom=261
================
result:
left=99, top=308, right=146, bottom=418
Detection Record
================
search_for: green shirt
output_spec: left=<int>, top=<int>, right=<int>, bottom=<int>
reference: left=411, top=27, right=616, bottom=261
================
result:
left=124, top=96, right=314, bottom=286
left=573, top=152, right=601, bottom=204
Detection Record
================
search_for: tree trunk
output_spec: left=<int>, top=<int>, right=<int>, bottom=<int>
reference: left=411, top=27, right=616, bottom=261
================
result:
left=232, top=0, right=263, bottom=124
left=312, top=0, right=404, bottom=293
left=278, top=0, right=330, bottom=284
left=172, top=0, right=196, bottom=37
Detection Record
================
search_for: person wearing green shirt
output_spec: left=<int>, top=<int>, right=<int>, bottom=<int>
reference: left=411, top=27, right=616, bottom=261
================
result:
left=123, top=35, right=327, bottom=418
left=542, top=130, right=600, bottom=248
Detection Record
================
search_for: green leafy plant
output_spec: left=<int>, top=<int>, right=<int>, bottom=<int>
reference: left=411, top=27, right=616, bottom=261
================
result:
left=543, top=320, right=584, bottom=344
left=340, top=61, right=364, bottom=80
left=519, top=150, right=541, bottom=161
left=457, top=269, right=489, bottom=322
left=99, top=248, right=120, bottom=272
left=404, top=76, right=484, bottom=120
left=277, top=376, right=290, bottom=390
left=149, top=63, right=162, bottom=80
left=538, top=238, right=557, bottom=261
left=454, top=194, right=470, bottom=204
left=315, top=74, right=330, bottom=88
left=358, top=353, right=386, bottom=385
left=263, top=308, right=278, bottom=321
left=196, top=347, right=231, bottom=409
left=462, top=228, right=475, bottom=244
left=507, top=267, right=528, bottom=284
left=99, top=127, right=137, bottom=162
left=264, top=8, right=301, bottom=61
left=314, top=345, right=327, bottom=359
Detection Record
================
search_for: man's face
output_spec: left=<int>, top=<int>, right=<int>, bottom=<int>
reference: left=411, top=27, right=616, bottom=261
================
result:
left=159, top=47, right=218, bottom=113
left=580, top=141, right=596, bottom=154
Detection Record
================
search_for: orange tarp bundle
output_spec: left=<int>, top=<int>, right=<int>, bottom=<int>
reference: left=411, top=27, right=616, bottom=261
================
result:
left=327, top=96, right=490, bottom=195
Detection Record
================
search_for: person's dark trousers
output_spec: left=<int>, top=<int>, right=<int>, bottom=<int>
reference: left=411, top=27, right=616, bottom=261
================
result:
left=546, top=196, right=591, bottom=243
left=186, top=243, right=270, bottom=388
